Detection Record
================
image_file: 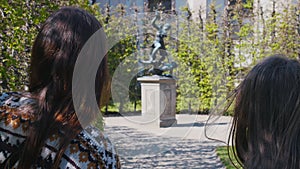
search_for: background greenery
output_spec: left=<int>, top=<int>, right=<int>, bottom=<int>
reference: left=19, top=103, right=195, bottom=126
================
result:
left=1, top=0, right=299, bottom=115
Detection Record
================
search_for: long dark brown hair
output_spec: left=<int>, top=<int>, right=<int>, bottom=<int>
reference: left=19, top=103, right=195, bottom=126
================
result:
left=230, top=55, right=300, bottom=169
left=17, top=7, right=108, bottom=169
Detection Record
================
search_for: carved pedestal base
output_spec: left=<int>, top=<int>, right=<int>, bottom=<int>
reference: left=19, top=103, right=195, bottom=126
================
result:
left=137, top=75, right=177, bottom=128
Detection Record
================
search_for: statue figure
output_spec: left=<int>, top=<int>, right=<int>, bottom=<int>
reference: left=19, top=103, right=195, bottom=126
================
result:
left=139, top=10, right=177, bottom=76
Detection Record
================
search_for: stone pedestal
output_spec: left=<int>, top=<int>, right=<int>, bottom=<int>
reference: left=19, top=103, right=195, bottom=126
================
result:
left=137, top=75, right=177, bottom=127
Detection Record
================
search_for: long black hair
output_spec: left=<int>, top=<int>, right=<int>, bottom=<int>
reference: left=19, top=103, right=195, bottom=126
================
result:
left=230, top=54, right=300, bottom=169
left=16, top=7, right=108, bottom=169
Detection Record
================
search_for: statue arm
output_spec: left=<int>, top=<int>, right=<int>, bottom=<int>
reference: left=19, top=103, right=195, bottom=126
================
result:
left=152, top=11, right=160, bottom=30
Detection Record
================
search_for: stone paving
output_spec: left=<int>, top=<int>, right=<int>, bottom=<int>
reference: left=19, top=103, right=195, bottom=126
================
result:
left=104, top=115, right=232, bottom=169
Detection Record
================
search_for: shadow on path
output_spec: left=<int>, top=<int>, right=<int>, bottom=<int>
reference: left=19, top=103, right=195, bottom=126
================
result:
left=173, top=122, right=228, bottom=128
left=105, top=126, right=225, bottom=169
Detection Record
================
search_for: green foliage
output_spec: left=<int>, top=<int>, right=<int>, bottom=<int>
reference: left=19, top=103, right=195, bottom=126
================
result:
left=173, top=0, right=299, bottom=114
left=102, top=5, right=140, bottom=113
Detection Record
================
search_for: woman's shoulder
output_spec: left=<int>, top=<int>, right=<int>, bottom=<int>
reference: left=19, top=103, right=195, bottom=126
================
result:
left=61, top=126, right=121, bottom=169
left=0, top=92, right=36, bottom=131
left=0, top=92, right=37, bottom=164
left=0, top=91, right=33, bottom=105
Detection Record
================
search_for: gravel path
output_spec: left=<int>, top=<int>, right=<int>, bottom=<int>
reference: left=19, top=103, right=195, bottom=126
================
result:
left=105, top=125, right=226, bottom=169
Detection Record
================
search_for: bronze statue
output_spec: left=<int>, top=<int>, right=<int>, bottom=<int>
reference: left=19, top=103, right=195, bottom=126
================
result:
left=139, top=11, right=177, bottom=76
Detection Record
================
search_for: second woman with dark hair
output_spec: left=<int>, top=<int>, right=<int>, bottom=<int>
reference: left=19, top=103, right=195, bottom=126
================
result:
left=230, top=55, right=300, bottom=169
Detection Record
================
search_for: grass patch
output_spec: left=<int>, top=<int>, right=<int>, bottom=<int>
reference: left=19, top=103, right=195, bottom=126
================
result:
left=101, top=101, right=142, bottom=114
left=216, top=146, right=242, bottom=169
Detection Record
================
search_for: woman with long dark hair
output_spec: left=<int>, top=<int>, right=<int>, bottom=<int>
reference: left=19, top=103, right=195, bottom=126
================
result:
left=0, top=7, right=120, bottom=168
left=230, top=55, right=300, bottom=169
